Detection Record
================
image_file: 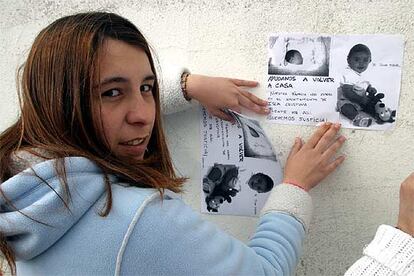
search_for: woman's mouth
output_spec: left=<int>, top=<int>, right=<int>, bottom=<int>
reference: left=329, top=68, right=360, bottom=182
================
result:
left=119, top=136, right=147, bottom=146
left=118, top=136, right=149, bottom=159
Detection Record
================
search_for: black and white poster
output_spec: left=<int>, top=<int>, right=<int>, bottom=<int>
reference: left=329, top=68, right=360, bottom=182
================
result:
left=200, top=108, right=282, bottom=216
left=267, top=34, right=403, bottom=130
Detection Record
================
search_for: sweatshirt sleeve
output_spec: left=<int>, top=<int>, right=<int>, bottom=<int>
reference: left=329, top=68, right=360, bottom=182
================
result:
left=119, top=185, right=311, bottom=276
left=344, top=225, right=414, bottom=276
left=158, top=63, right=196, bottom=115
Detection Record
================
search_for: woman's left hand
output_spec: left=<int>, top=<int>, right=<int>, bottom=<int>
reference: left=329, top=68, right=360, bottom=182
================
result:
left=186, top=74, right=269, bottom=121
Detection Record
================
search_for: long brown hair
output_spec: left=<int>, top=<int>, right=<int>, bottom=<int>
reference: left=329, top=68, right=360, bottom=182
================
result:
left=0, top=12, right=185, bottom=275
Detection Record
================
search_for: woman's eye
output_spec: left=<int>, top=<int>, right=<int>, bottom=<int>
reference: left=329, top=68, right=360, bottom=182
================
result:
left=140, top=84, right=153, bottom=93
left=102, top=89, right=121, bottom=98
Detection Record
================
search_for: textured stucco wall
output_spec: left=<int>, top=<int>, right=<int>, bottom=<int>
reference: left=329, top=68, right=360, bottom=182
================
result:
left=1, top=1, right=413, bottom=275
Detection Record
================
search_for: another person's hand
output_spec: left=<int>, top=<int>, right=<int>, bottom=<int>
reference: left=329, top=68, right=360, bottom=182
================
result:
left=283, top=122, right=346, bottom=191
left=186, top=74, right=269, bottom=121
left=397, top=173, right=414, bottom=236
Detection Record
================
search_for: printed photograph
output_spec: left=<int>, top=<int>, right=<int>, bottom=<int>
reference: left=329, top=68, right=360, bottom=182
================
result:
left=200, top=108, right=283, bottom=216
left=330, top=35, right=403, bottom=130
left=247, top=172, right=274, bottom=194
left=202, top=163, right=240, bottom=213
left=232, top=112, right=277, bottom=161
left=268, top=35, right=331, bottom=76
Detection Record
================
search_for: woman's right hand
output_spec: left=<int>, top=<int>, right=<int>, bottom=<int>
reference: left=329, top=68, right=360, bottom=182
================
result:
left=186, top=74, right=269, bottom=121
left=397, top=173, right=414, bottom=236
left=283, top=122, right=346, bottom=191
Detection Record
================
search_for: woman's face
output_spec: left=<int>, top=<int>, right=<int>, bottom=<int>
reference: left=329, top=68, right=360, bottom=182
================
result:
left=98, top=39, right=156, bottom=160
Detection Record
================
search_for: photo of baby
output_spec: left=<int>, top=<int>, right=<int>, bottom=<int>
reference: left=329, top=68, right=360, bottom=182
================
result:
left=202, top=164, right=276, bottom=213
left=268, top=35, right=331, bottom=76
left=331, top=35, right=403, bottom=130
left=247, top=173, right=274, bottom=193
left=200, top=108, right=283, bottom=216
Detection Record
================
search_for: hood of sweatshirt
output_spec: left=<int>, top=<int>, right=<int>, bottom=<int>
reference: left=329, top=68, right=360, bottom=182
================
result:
left=0, top=156, right=109, bottom=260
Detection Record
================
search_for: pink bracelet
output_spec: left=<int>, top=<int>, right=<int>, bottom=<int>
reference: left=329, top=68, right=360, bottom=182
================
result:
left=283, top=180, right=308, bottom=192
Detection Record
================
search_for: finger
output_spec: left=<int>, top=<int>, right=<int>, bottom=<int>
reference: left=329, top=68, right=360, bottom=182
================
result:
left=238, top=94, right=269, bottom=115
left=240, top=90, right=268, bottom=106
left=404, top=172, right=414, bottom=182
left=287, top=137, right=303, bottom=160
left=314, top=123, right=341, bottom=153
left=321, top=135, right=346, bottom=162
left=303, top=122, right=332, bottom=149
left=324, top=155, right=345, bottom=174
left=400, top=172, right=414, bottom=192
left=230, top=78, right=259, bottom=88
left=230, top=106, right=242, bottom=114
left=210, top=109, right=234, bottom=122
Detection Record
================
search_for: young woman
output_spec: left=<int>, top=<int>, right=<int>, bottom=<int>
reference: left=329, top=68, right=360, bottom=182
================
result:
left=0, top=12, right=346, bottom=275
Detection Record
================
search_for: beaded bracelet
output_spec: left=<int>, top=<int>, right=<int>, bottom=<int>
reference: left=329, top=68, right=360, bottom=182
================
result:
left=180, top=72, right=191, bottom=101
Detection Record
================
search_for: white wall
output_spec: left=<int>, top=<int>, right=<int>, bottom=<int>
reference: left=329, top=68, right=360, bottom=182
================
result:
left=1, top=1, right=413, bottom=275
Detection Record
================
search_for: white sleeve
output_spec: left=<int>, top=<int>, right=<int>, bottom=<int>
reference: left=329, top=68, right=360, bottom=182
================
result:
left=345, top=225, right=414, bottom=276
left=157, top=63, right=196, bottom=115
left=261, top=183, right=313, bottom=232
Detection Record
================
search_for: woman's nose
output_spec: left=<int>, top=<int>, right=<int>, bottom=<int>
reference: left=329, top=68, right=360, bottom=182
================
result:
left=125, top=93, right=154, bottom=125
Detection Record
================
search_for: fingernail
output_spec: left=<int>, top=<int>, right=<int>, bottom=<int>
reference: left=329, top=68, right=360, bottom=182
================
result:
left=334, top=123, right=341, bottom=129
left=325, top=122, right=332, bottom=127
left=263, top=107, right=270, bottom=113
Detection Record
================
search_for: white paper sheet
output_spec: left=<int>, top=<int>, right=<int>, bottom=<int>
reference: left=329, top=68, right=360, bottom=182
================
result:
left=267, top=34, right=403, bottom=130
left=200, top=108, right=282, bottom=216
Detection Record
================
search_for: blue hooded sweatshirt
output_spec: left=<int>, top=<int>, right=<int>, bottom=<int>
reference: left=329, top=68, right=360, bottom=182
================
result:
left=0, top=156, right=310, bottom=275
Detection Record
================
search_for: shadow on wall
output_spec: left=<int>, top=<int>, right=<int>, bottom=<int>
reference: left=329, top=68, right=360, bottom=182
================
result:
left=268, top=36, right=331, bottom=76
